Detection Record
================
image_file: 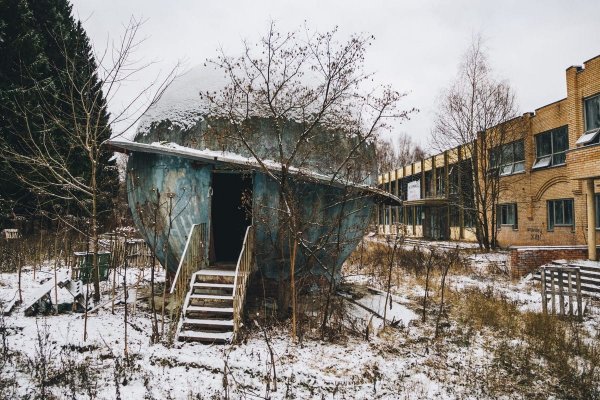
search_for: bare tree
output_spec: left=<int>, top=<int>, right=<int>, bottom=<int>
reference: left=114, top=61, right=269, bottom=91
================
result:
left=376, top=134, right=426, bottom=174
left=0, top=18, right=177, bottom=302
left=431, top=36, right=521, bottom=250
left=205, top=22, right=412, bottom=338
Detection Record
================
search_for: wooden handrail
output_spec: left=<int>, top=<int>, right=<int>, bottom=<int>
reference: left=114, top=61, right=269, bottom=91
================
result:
left=169, top=223, right=207, bottom=335
left=232, top=225, right=255, bottom=341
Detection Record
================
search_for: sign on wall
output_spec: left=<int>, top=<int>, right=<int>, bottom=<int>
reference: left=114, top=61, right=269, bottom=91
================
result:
left=407, top=180, right=421, bottom=201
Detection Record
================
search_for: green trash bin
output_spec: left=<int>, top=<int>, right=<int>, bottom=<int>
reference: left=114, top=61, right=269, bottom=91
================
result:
left=73, top=251, right=111, bottom=284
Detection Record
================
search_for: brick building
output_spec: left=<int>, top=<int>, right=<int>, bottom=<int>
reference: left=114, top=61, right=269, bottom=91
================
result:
left=378, top=55, right=600, bottom=270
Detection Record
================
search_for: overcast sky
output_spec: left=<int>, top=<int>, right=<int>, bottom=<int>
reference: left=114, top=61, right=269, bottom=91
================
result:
left=71, top=0, right=600, bottom=149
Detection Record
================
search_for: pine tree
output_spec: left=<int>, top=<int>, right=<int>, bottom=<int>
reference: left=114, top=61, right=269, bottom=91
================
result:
left=0, top=0, right=118, bottom=229
left=0, top=0, right=51, bottom=221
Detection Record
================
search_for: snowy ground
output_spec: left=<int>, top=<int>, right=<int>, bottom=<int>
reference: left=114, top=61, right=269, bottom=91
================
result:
left=1, top=249, right=599, bottom=399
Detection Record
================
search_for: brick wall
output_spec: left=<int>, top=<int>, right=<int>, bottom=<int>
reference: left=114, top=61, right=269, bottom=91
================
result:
left=509, top=246, right=600, bottom=277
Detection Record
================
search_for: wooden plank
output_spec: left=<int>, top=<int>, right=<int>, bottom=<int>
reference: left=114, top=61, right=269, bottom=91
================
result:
left=577, top=271, right=583, bottom=320
left=541, top=268, right=547, bottom=314
left=550, top=270, right=556, bottom=315
left=567, top=271, right=574, bottom=316
left=558, top=270, right=565, bottom=316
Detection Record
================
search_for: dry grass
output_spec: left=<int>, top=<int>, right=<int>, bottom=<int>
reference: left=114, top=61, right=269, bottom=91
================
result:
left=453, top=287, right=600, bottom=399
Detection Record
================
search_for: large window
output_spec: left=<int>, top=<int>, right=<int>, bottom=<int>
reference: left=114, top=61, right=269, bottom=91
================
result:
left=497, top=203, right=518, bottom=229
left=547, top=199, right=574, bottom=230
left=490, top=140, right=525, bottom=176
left=579, top=94, right=600, bottom=145
left=533, top=126, right=568, bottom=169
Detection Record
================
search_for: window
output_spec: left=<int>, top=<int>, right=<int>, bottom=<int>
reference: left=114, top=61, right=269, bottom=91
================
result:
left=450, top=206, right=460, bottom=226
left=415, top=206, right=423, bottom=225
left=464, top=209, right=475, bottom=228
left=497, top=203, right=518, bottom=229
left=596, top=194, right=600, bottom=229
left=407, top=206, right=414, bottom=226
left=424, top=171, right=433, bottom=198
left=533, top=126, right=568, bottom=169
left=449, top=165, right=459, bottom=194
left=547, top=199, right=574, bottom=230
left=436, top=167, right=445, bottom=196
left=579, top=94, right=600, bottom=145
left=490, top=140, right=525, bottom=176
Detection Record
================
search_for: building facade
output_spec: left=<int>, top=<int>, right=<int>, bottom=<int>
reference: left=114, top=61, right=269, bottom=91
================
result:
left=378, top=55, right=600, bottom=263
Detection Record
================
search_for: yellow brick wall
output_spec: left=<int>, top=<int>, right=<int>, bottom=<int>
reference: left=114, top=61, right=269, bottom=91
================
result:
left=496, top=56, right=600, bottom=248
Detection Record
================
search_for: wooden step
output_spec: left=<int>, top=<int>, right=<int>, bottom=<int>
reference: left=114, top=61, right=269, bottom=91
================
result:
left=178, top=330, right=233, bottom=343
left=195, top=269, right=236, bottom=277
left=182, top=318, right=234, bottom=327
left=185, top=305, right=234, bottom=314
left=189, top=294, right=233, bottom=301
left=192, top=283, right=235, bottom=289
left=193, top=269, right=236, bottom=284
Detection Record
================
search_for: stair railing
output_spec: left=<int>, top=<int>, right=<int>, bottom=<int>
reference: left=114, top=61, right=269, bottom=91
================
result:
left=169, top=223, right=207, bottom=336
left=232, top=225, right=255, bottom=341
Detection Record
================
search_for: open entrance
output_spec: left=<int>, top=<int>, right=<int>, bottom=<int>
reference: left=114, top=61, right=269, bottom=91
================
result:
left=211, top=172, right=253, bottom=263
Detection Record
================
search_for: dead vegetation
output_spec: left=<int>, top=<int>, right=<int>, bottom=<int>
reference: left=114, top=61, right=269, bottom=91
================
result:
left=344, top=239, right=600, bottom=399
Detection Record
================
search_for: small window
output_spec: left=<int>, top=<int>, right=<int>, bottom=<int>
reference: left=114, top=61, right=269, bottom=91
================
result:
left=547, top=199, right=574, bottom=230
left=533, top=127, right=568, bottom=169
left=489, top=140, right=525, bottom=176
left=497, top=203, right=518, bottom=229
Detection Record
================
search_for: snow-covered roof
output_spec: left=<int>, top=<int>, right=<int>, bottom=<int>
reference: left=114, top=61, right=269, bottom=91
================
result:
left=136, top=65, right=227, bottom=137
left=108, top=137, right=401, bottom=205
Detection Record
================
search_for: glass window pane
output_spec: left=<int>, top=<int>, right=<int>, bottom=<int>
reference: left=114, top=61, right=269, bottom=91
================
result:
left=507, top=204, right=515, bottom=225
left=585, top=94, right=600, bottom=131
left=500, top=165, right=513, bottom=176
left=514, top=140, right=525, bottom=162
left=548, top=201, right=554, bottom=229
left=564, top=200, right=573, bottom=225
left=552, top=127, right=569, bottom=153
left=513, top=161, right=525, bottom=173
left=502, top=144, right=514, bottom=164
left=555, top=201, right=564, bottom=224
left=533, top=156, right=551, bottom=169
left=553, top=152, right=566, bottom=165
left=536, top=132, right=552, bottom=157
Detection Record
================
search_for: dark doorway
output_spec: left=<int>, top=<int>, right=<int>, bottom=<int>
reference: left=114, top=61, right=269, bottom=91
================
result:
left=211, top=172, right=253, bottom=263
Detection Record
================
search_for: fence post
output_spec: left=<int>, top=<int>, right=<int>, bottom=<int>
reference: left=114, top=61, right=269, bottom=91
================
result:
left=541, top=267, right=547, bottom=314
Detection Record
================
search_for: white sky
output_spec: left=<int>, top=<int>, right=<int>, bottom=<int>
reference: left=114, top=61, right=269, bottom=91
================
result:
left=71, top=0, right=600, bottom=150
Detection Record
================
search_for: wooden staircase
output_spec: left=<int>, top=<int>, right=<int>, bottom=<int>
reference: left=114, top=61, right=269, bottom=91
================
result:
left=177, top=264, right=236, bottom=343
left=170, top=224, right=255, bottom=344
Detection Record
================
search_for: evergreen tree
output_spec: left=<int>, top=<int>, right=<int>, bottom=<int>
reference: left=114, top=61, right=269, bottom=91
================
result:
left=0, top=0, right=51, bottom=221
left=0, top=0, right=118, bottom=229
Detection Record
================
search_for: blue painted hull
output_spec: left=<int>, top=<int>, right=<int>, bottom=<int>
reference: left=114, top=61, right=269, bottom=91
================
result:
left=126, top=152, right=373, bottom=279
